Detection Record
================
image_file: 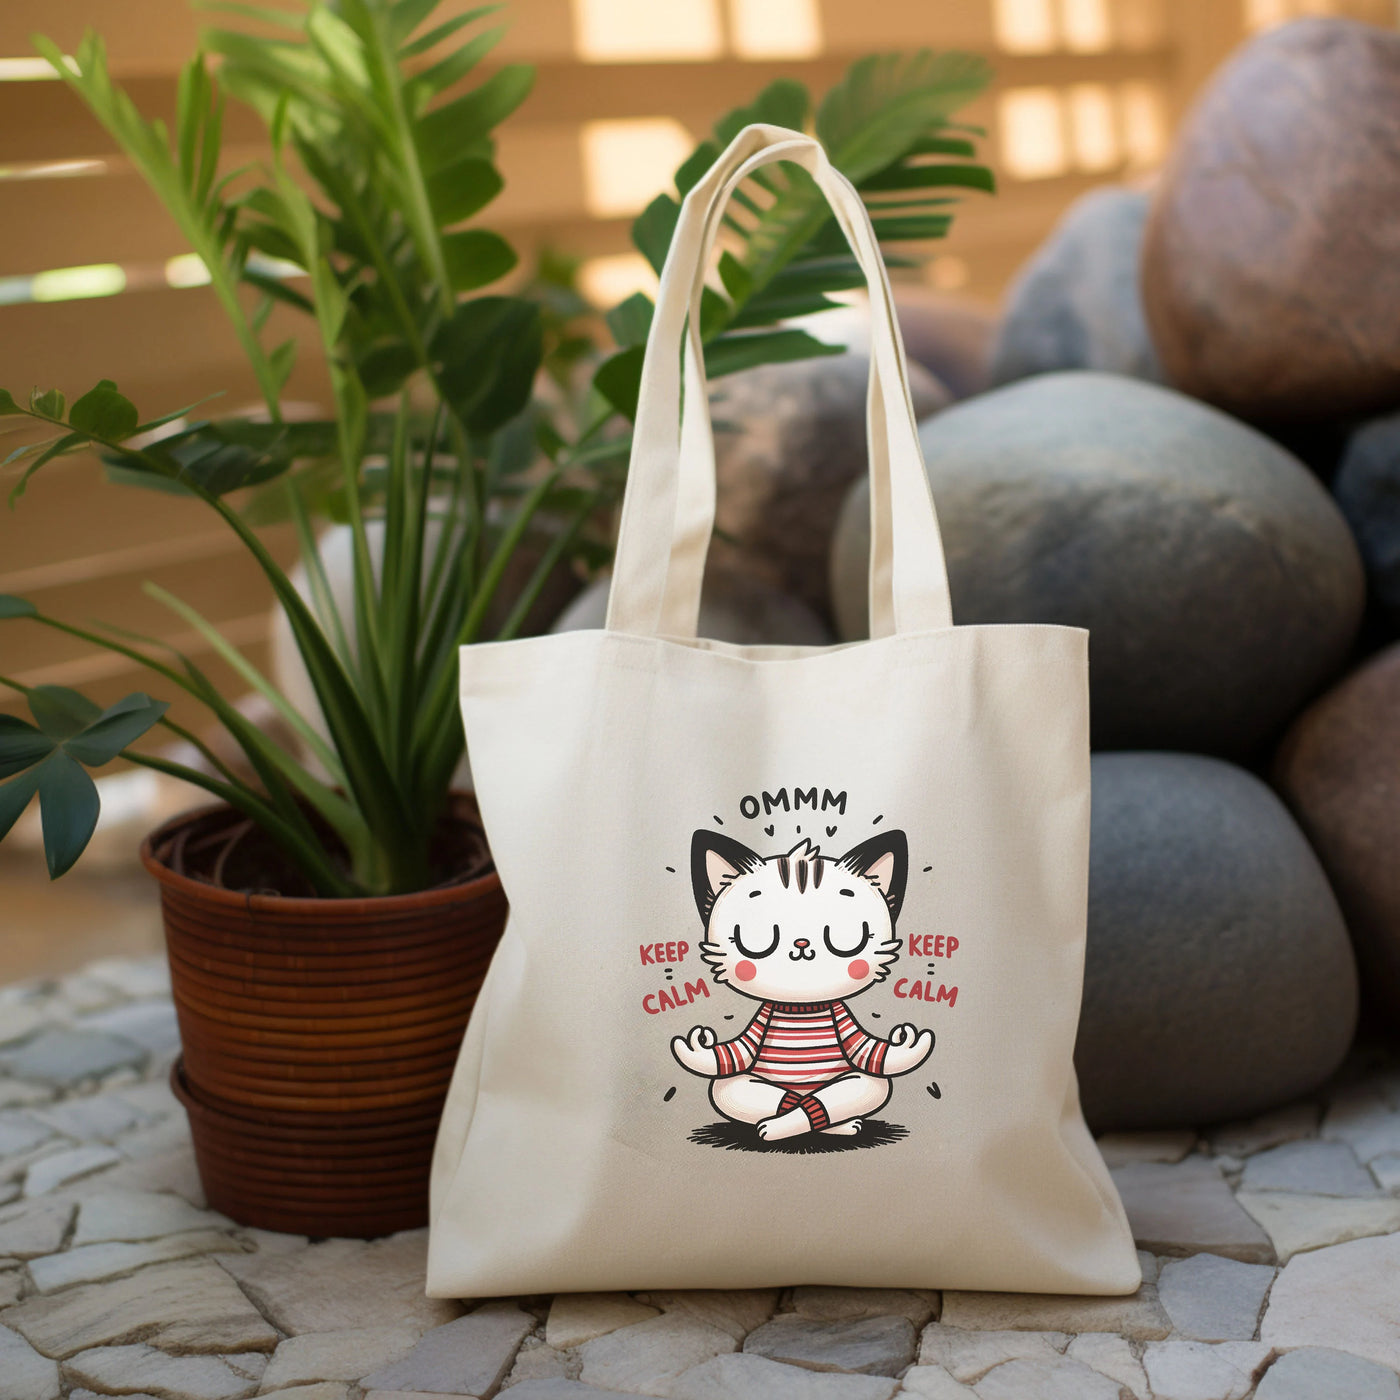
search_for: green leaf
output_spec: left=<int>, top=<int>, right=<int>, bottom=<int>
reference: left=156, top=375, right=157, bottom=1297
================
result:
left=406, top=25, right=504, bottom=107
left=27, top=685, right=102, bottom=740
left=426, top=156, right=502, bottom=225
left=397, top=4, right=496, bottom=56
left=0, top=596, right=37, bottom=619
left=816, top=50, right=993, bottom=184
left=0, top=390, right=22, bottom=416
left=389, top=0, right=448, bottom=45
left=632, top=194, right=680, bottom=275
left=433, top=296, right=543, bottom=434
left=605, top=292, right=654, bottom=349
left=727, top=290, right=841, bottom=329
left=414, top=64, right=533, bottom=173
left=64, top=692, right=170, bottom=767
left=907, top=135, right=978, bottom=157
left=675, top=140, right=719, bottom=197
left=442, top=229, right=516, bottom=291
left=592, top=345, right=645, bottom=421
left=28, top=389, right=66, bottom=421
left=269, top=338, right=297, bottom=396
left=704, top=329, right=843, bottom=379
left=862, top=161, right=995, bottom=193
left=356, top=343, right=419, bottom=399
left=870, top=214, right=952, bottom=241
left=0, top=716, right=54, bottom=780
left=0, top=767, right=41, bottom=844
left=7, top=431, right=91, bottom=505
left=67, top=380, right=140, bottom=439
left=718, top=251, right=753, bottom=304
left=36, top=750, right=100, bottom=878
left=714, top=77, right=809, bottom=145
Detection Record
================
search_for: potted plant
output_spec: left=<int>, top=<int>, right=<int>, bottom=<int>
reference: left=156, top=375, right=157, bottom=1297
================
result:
left=0, top=0, right=993, bottom=1236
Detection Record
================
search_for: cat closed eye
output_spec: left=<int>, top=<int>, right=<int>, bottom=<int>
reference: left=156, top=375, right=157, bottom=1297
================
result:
left=731, top=922, right=781, bottom=959
left=823, top=920, right=873, bottom=957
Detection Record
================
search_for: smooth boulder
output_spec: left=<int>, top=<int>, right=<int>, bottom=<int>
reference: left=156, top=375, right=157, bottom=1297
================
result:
left=707, top=353, right=948, bottom=619
left=830, top=373, right=1364, bottom=756
left=1141, top=18, right=1400, bottom=422
left=894, top=287, right=997, bottom=400
left=1078, top=753, right=1357, bottom=1131
left=991, top=187, right=1162, bottom=386
left=552, top=569, right=833, bottom=647
left=1332, top=409, right=1400, bottom=613
left=1275, top=644, right=1400, bottom=1028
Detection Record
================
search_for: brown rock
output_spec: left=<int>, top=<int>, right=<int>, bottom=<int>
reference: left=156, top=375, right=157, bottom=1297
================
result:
left=707, top=354, right=949, bottom=618
left=893, top=288, right=997, bottom=401
left=1142, top=18, right=1400, bottom=423
left=1275, top=643, right=1400, bottom=1026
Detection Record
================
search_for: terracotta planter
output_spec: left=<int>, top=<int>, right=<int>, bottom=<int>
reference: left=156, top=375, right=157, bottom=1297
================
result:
left=142, top=797, right=506, bottom=1238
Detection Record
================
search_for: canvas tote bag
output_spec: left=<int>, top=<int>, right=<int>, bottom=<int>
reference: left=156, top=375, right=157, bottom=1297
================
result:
left=428, top=124, right=1139, bottom=1298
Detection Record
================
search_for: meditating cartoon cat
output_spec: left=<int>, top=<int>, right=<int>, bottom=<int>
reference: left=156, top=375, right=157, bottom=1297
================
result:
left=672, top=829, right=935, bottom=1142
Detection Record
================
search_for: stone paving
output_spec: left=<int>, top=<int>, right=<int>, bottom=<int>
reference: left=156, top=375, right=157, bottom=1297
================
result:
left=2, top=957, right=1399, bottom=1400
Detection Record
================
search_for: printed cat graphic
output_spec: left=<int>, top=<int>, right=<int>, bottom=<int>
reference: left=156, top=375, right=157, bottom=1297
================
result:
left=672, top=830, right=934, bottom=1141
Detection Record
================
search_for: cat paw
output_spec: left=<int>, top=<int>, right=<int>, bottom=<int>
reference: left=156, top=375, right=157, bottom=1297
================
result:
left=756, top=1110, right=811, bottom=1141
left=822, top=1119, right=862, bottom=1136
left=884, top=1025, right=935, bottom=1074
left=671, top=1026, right=719, bottom=1076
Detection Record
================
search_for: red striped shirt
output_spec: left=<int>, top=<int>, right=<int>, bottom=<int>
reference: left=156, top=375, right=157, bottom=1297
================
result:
left=712, top=1000, right=888, bottom=1085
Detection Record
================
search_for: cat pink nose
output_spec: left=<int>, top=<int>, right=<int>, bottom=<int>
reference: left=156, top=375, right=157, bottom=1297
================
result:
left=793, top=939, right=810, bottom=949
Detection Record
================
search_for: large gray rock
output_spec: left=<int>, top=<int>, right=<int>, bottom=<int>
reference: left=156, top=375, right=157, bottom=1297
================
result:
left=706, top=354, right=949, bottom=617
left=991, top=188, right=1162, bottom=386
left=1333, top=409, right=1400, bottom=612
left=1078, top=753, right=1357, bottom=1130
left=553, top=570, right=832, bottom=648
left=831, top=373, right=1364, bottom=756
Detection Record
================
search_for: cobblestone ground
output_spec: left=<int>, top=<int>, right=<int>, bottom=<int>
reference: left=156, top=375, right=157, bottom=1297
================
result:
left=2, top=957, right=1399, bottom=1400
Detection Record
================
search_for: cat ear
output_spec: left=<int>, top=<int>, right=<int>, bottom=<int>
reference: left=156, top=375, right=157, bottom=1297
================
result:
left=690, top=830, right=763, bottom=922
left=839, top=830, right=908, bottom=920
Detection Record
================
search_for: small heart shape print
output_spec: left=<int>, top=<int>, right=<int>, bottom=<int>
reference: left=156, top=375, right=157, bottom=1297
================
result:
left=826, top=825, right=838, bottom=837
left=764, top=824, right=775, bottom=836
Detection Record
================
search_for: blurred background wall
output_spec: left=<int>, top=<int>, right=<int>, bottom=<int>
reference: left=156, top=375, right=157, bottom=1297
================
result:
left=2, top=0, right=1395, bottom=727
left=0, top=0, right=1394, bottom=977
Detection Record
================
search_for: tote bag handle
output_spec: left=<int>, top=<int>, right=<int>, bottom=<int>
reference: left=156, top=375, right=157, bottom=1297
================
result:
left=605, top=124, right=954, bottom=640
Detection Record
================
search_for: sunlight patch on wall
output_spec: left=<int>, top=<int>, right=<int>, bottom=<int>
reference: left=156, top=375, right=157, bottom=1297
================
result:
left=1119, top=81, right=1165, bottom=168
left=571, top=0, right=723, bottom=62
left=0, top=56, right=72, bottom=82
left=0, top=159, right=107, bottom=182
left=998, top=88, right=1067, bottom=180
left=165, top=254, right=213, bottom=289
left=579, top=253, right=656, bottom=309
left=993, top=0, right=1057, bottom=53
left=1060, top=0, right=1113, bottom=52
left=728, top=0, right=823, bottom=59
left=1067, top=83, right=1119, bottom=172
left=581, top=118, right=693, bottom=218
left=31, top=264, right=126, bottom=303
left=1000, top=81, right=1166, bottom=180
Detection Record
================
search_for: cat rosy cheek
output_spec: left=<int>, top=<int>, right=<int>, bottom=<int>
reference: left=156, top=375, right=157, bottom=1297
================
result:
left=848, top=959, right=870, bottom=980
left=735, top=960, right=758, bottom=982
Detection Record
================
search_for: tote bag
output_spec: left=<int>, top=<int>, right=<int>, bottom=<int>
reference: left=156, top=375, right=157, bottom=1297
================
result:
left=428, top=124, right=1139, bottom=1298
